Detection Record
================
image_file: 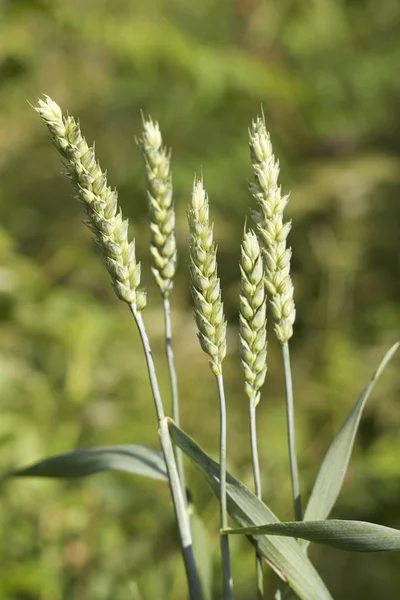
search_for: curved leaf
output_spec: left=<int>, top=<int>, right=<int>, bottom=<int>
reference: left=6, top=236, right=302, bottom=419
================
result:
left=226, top=519, right=400, bottom=552
left=1, top=445, right=167, bottom=482
left=169, top=420, right=333, bottom=600
left=303, top=343, right=399, bottom=533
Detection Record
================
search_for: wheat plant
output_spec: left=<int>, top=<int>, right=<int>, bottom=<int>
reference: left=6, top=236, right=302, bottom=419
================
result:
left=249, top=117, right=300, bottom=521
left=137, top=116, right=185, bottom=493
left=1, top=98, right=399, bottom=600
left=188, top=178, right=232, bottom=598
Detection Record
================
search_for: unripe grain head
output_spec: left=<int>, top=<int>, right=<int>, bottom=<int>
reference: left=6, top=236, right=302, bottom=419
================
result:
left=249, top=116, right=295, bottom=343
left=35, top=96, right=145, bottom=310
left=137, top=117, right=177, bottom=298
left=188, top=179, right=226, bottom=376
left=239, top=229, right=267, bottom=407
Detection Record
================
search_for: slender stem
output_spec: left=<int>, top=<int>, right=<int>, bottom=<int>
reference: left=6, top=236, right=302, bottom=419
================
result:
left=129, top=306, right=165, bottom=422
left=281, top=341, right=302, bottom=521
left=129, top=305, right=204, bottom=600
left=163, top=297, right=186, bottom=497
left=249, top=403, right=264, bottom=599
left=216, top=371, right=233, bottom=600
left=249, top=404, right=262, bottom=500
left=159, top=417, right=201, bottom=592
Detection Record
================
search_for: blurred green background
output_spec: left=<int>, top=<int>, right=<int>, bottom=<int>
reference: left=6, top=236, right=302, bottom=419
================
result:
left=0, top=0, right=400, bottom=598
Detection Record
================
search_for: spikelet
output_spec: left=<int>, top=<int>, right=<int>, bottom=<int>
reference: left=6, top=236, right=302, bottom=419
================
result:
left=35, top=96, right=145, bottom=310
left=137, top=117, right=177, bottom=297
left=188, top=179, right=226, bottom=376
left=239, top=229, right=267, bottom=408
left=249, top=116, right=295, bottom=343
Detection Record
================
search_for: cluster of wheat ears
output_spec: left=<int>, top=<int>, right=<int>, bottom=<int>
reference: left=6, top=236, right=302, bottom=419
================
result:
left=2, top=97, right=399, bottom=600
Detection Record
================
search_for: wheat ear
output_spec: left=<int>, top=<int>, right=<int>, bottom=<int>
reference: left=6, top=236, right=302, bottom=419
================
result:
left=35, top=96, right=145, bottom=310
left=249, top=116, right=295, bottom=344
left=188, top=179, right=227, bottom=376
left=239, top=228, right=267, bottom=598
left=137, top=116, right=177, bottom=297
left=240, top=229, right=268, bottom=410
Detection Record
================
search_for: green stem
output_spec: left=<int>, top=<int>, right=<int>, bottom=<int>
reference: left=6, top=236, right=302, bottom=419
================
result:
left=129, top=305, right=203, bottom=600
left=249, top=403, right=264, bottom=599
left=281, top=341, right=302, bottom=521
left=216, top=371, right=233, bottom=600
left=163, top=297, right=186, bottom=498
left=249, top=404, right=262, bottom=500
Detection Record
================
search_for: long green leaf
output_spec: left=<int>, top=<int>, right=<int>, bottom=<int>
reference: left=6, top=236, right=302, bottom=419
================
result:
left=1, top=445, right=167, bottom=482
left=303, top=343, right=399, bottom=531
left=169, top=421, right=333, bottom=600
left=225, top=520, right=400, bottom=552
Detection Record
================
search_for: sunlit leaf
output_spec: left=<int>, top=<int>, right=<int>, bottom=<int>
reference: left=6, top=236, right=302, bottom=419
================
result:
left=303, top=343, right=399, bottom=545
left=169, top=420, right=333, bottom=600
left=0, top=445, right=167, bottom=482
left=225, top=519, right=400, bottom=552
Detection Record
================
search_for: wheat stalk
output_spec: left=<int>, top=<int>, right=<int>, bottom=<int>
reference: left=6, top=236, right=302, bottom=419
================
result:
left=188, top=178, right=232, bottom=599
left=249, top=115, right=301, bottom=521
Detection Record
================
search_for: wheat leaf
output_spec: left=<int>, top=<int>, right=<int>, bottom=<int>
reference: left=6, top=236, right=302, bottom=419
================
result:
left=226, top=519, right=400, bottom=552
left=1, top=445, right=167, bottom=482
left=303, top=342, right=399, bottom=547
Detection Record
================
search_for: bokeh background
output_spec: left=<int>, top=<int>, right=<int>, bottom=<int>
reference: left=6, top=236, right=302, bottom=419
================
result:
left=1, top=1, right=400, bottom=598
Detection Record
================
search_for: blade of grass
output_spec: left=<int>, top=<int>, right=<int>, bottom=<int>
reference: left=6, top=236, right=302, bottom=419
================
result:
left=0, top=445, right=167, bottom=482
left=303, top=342, right=399, bottom=545
left=225, top=520, right=400, bottom=552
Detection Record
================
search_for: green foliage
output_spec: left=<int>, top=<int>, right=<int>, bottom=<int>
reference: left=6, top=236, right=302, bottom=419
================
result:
left=1, top=1, right=400, bottom=599
left=170, top=422, right=333, bottom=600
left=227, top=520, right=400, bottom=553
left=303, top=343, right=399, bottom=533
left=1, top=445, right=167, bottom=481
